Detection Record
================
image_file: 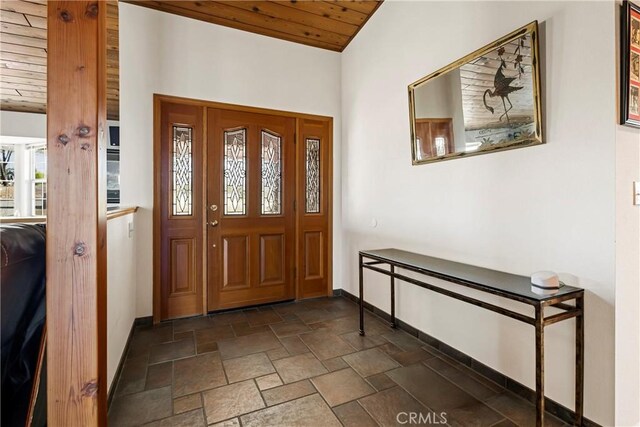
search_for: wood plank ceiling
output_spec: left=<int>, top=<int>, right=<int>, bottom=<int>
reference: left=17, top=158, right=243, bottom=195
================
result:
left=125, top=1, right=382, bottom=52
left=0, top=0, right=120, bottom=120
left=0, top=1, right=381, bottom=119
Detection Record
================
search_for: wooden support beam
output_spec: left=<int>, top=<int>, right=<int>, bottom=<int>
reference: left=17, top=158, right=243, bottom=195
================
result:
left=46, top=1, right=107, bottom=425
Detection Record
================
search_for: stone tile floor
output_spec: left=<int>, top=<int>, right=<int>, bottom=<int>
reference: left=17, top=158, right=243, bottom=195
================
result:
left=108, top=296, right=568, bottom=426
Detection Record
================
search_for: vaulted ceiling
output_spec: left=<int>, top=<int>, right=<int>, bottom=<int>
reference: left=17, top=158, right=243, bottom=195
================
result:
left=0, top=1, right=381, bottom=119
left=0, top=0, right=120, bottom=119
left=126, top=1, right=382, bottom=52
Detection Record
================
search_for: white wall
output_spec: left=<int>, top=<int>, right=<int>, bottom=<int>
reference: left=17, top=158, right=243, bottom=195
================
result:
left=119, top=3, right=342, bottom=317
left=341, top=2, right=616, bottom=425
left=614, top=2, right=640, bottom=423
left=107, top=212, right=138, bottom=389
left=0, top=111, right=46, bottom=138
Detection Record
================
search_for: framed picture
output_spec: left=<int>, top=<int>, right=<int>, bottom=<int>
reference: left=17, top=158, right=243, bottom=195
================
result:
left=621, top=0, right=640, bottom=128
left=408, top=21, right=542, bottom=164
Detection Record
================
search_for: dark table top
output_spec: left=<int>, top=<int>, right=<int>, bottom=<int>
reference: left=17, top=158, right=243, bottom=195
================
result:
left=360, top=248, right=583, bottom=303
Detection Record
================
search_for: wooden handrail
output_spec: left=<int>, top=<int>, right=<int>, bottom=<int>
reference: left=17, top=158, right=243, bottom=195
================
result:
left=0, top=207, right=138, bottom=224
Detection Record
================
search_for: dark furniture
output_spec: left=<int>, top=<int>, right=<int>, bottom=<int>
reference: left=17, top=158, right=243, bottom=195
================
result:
left=1, top=224, right=47, bottom=427
left=358, top=248, right=584, bottom=427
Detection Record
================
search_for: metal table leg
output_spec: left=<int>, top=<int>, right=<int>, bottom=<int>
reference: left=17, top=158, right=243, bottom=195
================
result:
left=390, top=264, right=396, bottom=328
left=575, top=295, right=584, bottom=426
left=535, top=303, right=545, bottom=427
left=359, top=253, right=365, bottom=336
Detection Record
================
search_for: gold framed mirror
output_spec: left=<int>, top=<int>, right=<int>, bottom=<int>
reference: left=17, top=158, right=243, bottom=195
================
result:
left=408, top=21, right=543, bottom=165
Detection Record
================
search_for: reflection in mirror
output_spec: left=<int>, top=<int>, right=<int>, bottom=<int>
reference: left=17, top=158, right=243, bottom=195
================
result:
left=409, top=21, right=543, bottom=164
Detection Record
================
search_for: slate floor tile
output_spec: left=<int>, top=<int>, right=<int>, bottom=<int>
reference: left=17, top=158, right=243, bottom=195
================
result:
left=217, top=331, right=282, bottom=359
left=299, top=329, right=356, bottom=360
left=382, top=330, right=426, bottom=351
left=231, top=321, right=271, bottom=337
left=311, top=368, right=375, bottom=407
left=149, top=338, right=195, bottom=364
left=261, top=379, right=317, bottom=406
left=202, top=380, right=265, bottom=424
left=333, top=401, right=379, bottom=427
left=323, top=356, right=349, bottom=372
left=128, top=324, right=173, bottom=359
left=145, top=361, right=172, bottom=390
left=245, top=309, right=283, bottom=326
left=211, top=311, right=247, bottom=325
left=387, top=363, right=503, bottom=425
left=115, top=354, right=148, bottom=396
left=173, top=353, right=226, bottom=397
left=278, top=335, right=309, bottom=355
left=173, top=393, right=202, bottom=415
left=194, top=325, right=234, bottom=345
left=273, top=352, right=328, bottom=383
left=256, top=373, right=283, bottom=390
left=173, top=316, right=216, bottom=334
left=365, top=372, right=397, bottom=391
left=240, top=394, right=342, bottom=427
left=358, top=386, right=429, bottom=427
left=108, top=386, right=172, bottom=427
left=222, top=352, right=275, bottom=383
left=341, top=331, right=387, bottom=351
left=142, top=408, right=206, bottom=427
left=484, top=393, right=565, bottom=427
left=269, top=320, right=311, bottom=337
left=343, top=348, right=400, bottom=377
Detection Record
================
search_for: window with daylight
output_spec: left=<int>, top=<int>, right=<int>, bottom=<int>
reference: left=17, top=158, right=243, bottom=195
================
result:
left=31, top=145, right=47, bottom=216
left=172, top=126, right=193, bottom=216
left=0, top=145, right=15, bottom=216
left=223, top=128, right=247, bottom=216
left=261, top=130, right=282, bottom=215
left=305, top=138, right=320, bottom=213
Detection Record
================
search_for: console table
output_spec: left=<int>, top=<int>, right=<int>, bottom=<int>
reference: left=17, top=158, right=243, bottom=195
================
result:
left=358, top=248, right=584, bottom=427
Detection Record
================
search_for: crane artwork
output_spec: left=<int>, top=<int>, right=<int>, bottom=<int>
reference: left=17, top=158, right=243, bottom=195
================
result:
left=482, top=43, right=525, bottom=123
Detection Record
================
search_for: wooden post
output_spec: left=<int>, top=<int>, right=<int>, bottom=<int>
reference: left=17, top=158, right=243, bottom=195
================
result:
left=47, top=1, right=107, bottom=425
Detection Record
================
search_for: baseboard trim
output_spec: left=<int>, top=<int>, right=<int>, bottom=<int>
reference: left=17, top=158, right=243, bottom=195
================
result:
left=336, top=289, right=599, bottom=427
left=107, top=316, right=150, bottom=409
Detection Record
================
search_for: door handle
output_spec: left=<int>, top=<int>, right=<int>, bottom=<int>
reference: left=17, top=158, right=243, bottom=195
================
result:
left=208, top=220, right=219, bottom=227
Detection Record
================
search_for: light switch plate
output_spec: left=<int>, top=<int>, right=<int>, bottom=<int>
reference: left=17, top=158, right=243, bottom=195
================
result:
left=634, top=182, right=640, bottom=206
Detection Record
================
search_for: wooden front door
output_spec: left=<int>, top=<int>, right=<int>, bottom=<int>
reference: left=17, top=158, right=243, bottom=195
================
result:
left=158, top=101, right=205, bottom=320
left=156, top=97, right=332, bottom=321
left=206, top=109, right=296, bottom=310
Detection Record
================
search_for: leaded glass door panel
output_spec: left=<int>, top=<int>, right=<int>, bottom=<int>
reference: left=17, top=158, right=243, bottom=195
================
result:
left=207, top=109, right=296, bottom=310
left=158, top=102, right=204, bottom=320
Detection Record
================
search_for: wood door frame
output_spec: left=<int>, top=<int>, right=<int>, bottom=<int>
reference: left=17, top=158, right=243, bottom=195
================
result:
left=153, top=94, right=333, bottom=323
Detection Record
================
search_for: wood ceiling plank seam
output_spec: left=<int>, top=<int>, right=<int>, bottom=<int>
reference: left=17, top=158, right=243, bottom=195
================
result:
left=1, top=59, right=47, bottom=74
left=124, top=1, right=343, bottom=51
left=1, top=21, right=47, bottom=39
left=0, top=33, right=47, bottom=49
left=1, top=94, right=46, bottom=103
left=216, top=1, right=359, bottom=37
left=339, top=0, right=382, bottom=51
left=277, top=0, right=368, bottom=26
left=0, top=1, right=46, bottom=18
left=24, top=14, right=47, bottom=29
left=161, top=1, right=350, bottom=46
left=0, top=82, right=46, bottom=92
left=0, top=67, right=46, bottom=80
left=0, top=10, right=30, bottom=26
left=0, top=41, right=46, bottom=57
left=14, top=89, right=45, bottom=98
left=0, top=51, right=47, bottom=66
left=0, top=75, right=47, bottom=87
left=324, top=0, right=380, bottom=15
left=0, top=87, right=20, bottom=96
left=22, top=0, right=47, bottom=6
